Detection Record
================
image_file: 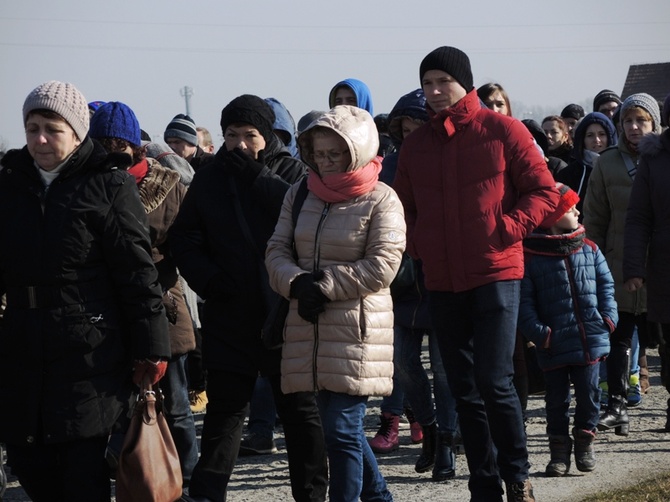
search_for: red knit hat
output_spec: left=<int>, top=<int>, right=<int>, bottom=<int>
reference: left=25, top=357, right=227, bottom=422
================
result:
left=540, top=182, right=580, bottom=228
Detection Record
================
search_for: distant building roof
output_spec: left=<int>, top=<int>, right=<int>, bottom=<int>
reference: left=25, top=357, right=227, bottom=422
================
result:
left=622, top=62, right=670, bottom=101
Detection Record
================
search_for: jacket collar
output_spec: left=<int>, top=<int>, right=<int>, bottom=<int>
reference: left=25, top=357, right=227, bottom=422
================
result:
left=428, top=89, right=481, bottom=138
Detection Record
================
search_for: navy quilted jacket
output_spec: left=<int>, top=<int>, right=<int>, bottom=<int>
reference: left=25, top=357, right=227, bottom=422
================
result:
left=519, top=225, right=617, bottom=370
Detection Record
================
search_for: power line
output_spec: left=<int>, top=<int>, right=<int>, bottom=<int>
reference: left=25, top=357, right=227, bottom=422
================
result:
left=0, top=41, right=668, bottom=56
left=1, top=16, right=669, bottom=29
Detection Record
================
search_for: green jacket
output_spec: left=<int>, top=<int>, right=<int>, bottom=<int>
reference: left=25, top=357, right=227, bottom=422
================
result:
left=584, top=141, right=646, bottom=314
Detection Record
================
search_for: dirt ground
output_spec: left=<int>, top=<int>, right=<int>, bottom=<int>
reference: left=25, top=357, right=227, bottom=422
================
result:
left=2, top=350, right=670, bottom=501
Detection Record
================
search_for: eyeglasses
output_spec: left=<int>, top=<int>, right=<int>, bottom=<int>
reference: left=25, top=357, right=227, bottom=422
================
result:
left=312, top=149, right=350, bottom=163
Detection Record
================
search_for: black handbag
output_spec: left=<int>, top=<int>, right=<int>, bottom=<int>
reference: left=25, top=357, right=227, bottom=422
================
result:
left=230, top=177, right=309, bottom=350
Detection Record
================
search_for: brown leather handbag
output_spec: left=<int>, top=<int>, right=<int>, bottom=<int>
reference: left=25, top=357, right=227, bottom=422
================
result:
left=115, top=380, right=183, bottom=502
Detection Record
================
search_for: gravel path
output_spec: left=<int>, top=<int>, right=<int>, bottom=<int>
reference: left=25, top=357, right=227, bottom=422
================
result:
left=2, top=350, right=669, bottom=501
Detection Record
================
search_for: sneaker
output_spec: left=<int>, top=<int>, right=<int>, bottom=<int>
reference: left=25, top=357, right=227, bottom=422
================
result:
left=628, top=374, right=642, bottom=408
left=0, top=443, right=7, bottom=498
left=369, top=412, right=400, bottom=453
left=506, top=479, right=535, bottom=502
left=239, top=433, right=278, bottom=456
left=189, top=390, right=208, bottom=414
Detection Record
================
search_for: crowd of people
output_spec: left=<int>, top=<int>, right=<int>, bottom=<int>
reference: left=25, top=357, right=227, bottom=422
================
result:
left=0, top=44, right=669, bottom=502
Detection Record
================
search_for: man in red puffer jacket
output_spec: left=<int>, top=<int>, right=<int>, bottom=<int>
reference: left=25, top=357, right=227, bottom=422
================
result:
left=393, top=46, right=559, bottom=502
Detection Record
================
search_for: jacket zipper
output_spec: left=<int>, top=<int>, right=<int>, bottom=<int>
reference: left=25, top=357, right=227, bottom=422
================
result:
left=311, top=203, right=330, bottom=392
left=565, top=257, right=591, bottom=362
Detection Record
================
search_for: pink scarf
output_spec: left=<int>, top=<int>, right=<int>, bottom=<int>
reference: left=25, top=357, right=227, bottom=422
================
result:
left=307, top=157, right=382, bottom=203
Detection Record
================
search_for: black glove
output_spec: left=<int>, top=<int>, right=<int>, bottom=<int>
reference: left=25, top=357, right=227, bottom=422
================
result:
left=225, top=148, right=265, bottom=184
left=290, top=273, right=316, bottom=299
left=290, top=273, right=329, bottom=323
left=298, top=292, right=329, bottom=324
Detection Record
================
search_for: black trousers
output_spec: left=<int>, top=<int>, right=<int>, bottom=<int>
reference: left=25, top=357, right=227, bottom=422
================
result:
left=6, top=435, right=110, bottom=502
left=188, top=370, right=328, bottom=502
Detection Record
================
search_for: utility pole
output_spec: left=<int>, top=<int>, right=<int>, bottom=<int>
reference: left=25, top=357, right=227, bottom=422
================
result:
left=180, top=86, right=193, bottom=116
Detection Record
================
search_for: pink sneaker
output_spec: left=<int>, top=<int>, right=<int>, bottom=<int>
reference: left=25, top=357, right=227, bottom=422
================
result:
left=369, top=412, right=400, bottom=453
left=410, top=421, right=424, bottom=444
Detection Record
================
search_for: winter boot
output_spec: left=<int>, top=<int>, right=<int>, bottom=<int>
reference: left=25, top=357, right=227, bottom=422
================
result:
left=572, top=428, right=597, bottom=472
left=505, top=479, right=535, bottom=502
left=432, top=431, right=456, bottom=481
left=598, top=347, right=630, bottom=436
left=404, top=406, right=423, bottom=444
left=665, top=398, right=670, bottom=432
left=545, top=435, right=572, bottom=477
left=415, top=421, right=437, bottom=473
left=369, top=412, right=400, bottom=453
left=639, top=352, right=650, bottom=394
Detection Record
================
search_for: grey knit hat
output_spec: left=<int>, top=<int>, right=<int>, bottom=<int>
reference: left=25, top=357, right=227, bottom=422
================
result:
left=620, top=93, right=662, bottom=133
left=164, top=114, right=198, bottom=146
left=23, top=80, right=90, bottom=140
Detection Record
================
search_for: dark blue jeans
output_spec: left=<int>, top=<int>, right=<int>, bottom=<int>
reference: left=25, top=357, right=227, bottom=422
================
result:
left=429, top=281, right=529, bottom=501
left=161, top=353, right=200, bottom=483
left=544, top=363, right=600, bottom=435
left=316, top=391, right=393, bottom=502
left=394, top=327, right=458, bottom=432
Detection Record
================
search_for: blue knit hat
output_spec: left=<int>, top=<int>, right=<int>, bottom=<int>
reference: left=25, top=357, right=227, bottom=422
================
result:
left=89, top=101, right=141, bottom=146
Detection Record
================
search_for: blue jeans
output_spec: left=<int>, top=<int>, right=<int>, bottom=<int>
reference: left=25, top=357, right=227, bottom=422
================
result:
left=161, top=353, right=200, bottom=483
left=395, top=327, right=458, bottom=433
left=544, top=364, right=600, bottom=435
left=247, top=375, right=277, bottom=439
left=429, top=281, right=529, bottom=501
left=316, top=391, right=393, bottom=502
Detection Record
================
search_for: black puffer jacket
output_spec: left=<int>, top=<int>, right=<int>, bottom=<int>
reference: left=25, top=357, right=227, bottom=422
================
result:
left=0, top=139, right=170, bottom=445
left=169, top=134, right=305, bottom=376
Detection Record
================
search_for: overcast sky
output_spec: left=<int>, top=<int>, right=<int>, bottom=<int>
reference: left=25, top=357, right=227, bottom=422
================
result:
left=1, top=0, right=669, bottom=150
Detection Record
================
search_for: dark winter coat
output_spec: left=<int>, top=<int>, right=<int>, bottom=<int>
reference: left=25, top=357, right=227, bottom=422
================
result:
left=624, top=130, right=670, bottom=323
left=190, top=145, right=214, bottom=171
left=556, top=112, right=617, bottom=219
left=168, top=134, right=305, bottom=376
left=393, top=89, right=559, bottom=292
left=0, top=139, right=170, bottom=445
left=519, top=226, right=616, bottom=370
left=139, top=158, right=195, bottom=355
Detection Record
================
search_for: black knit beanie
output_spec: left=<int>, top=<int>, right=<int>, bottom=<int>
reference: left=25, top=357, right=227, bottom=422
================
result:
left=592, top=90, right=622, bottom=113
left=220, top=94, right=276, bottom=142
left=560, top=104, right=585, bottom=121
left=419, top=46, right=473, bottom=92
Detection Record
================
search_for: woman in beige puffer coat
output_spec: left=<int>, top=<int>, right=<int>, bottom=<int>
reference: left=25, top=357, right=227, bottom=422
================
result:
left=266, top=105, right=405, bottom=502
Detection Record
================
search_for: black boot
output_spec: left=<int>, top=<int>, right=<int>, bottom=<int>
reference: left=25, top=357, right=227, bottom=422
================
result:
left=545, top=435, right=571, bottom=477
left=415, top=422, right=437, bottom=473
left=572, top=428, right=596, bottom=472
left=665, top=398, right=670, bottom=432
left=432, top=431, right=456, bottom=481
left=598, top=347, right=630, bottom=436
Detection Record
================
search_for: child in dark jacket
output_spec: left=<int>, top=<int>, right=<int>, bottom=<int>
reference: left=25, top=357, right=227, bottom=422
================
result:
left=519, top=183, right=618, bottom=478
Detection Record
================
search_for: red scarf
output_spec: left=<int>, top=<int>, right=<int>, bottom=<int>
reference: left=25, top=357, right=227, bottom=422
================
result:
left=307, top=157, right=382, bottom=203
left=128, top=159, right=149, bottom=185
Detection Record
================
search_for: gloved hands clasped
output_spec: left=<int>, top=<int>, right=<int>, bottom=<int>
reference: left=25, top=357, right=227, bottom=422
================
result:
left=290, top=272, right=329, bottom=324
left=225, top=148, right=265, bottom=184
